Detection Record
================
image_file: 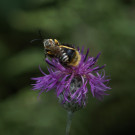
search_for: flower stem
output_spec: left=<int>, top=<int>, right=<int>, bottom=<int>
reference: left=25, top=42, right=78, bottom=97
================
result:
left=66, top=111, right=73, bottom=135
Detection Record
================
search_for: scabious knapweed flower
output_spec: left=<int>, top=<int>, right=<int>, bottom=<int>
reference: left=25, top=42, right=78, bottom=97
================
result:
left=32, top=47, right=111, bottom=112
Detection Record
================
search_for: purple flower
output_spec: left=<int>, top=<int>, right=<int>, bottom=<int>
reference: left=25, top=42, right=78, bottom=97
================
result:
left=32, top=47, right=111, bottom=111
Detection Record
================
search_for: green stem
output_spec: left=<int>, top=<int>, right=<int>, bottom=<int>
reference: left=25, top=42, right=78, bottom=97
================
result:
left=66, top=111, right=73, bottom=135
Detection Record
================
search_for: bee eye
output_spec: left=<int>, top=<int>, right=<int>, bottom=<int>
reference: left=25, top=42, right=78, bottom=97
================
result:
left=43, top=39, right=55, bottom=48
left=43, top=39, right=51, bottom=48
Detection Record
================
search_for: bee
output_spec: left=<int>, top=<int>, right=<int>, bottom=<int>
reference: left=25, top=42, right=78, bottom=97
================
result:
left=43, top=39, right=81, bottom=67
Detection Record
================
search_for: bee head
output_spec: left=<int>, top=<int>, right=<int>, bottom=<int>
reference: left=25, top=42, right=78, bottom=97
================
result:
left=43, top=39, right=55, bottom=49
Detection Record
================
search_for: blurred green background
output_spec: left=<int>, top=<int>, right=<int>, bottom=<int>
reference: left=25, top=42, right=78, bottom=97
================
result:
left=0, top=0, right=135, bottom=135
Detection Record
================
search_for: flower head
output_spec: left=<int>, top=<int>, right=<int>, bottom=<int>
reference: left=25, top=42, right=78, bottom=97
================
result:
left=32, top=47, right=111, bottom=111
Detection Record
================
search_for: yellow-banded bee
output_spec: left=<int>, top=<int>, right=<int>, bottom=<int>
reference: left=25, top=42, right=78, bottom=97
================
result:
left=43, top=39, right=81, bottom=67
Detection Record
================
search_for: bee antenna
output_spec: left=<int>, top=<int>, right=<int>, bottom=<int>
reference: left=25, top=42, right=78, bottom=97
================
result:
left=30, top=30, right=44, bottom=43
left=30, top=38, right=42, bottom=43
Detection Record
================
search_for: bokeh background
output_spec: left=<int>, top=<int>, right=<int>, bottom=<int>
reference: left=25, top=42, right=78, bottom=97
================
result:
left=0, top=0, right=135, bottom=135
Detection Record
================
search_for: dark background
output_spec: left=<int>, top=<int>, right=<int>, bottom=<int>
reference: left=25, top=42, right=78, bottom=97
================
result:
left=0, top=0, right=135, bottom=135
